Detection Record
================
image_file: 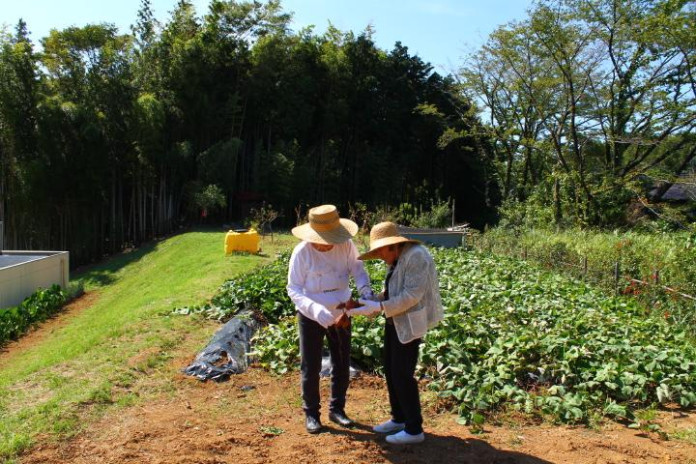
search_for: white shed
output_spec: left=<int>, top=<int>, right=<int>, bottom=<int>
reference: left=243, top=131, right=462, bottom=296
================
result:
left=0, top=251, right=69, bottom=309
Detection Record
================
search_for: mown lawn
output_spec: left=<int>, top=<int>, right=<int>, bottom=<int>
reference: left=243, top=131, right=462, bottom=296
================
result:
left=0, top=228, right=295, bottom=461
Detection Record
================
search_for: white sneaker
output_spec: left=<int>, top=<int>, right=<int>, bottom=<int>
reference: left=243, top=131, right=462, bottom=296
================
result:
left=372, top=419, right=405, bottom=433
left=385, top=430, right=425, bottom=445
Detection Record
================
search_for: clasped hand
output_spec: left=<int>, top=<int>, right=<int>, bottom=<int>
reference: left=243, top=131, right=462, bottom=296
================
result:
left=347, top=299, right=381, bottom=317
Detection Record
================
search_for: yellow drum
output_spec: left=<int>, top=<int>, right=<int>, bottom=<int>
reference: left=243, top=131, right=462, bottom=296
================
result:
left=224, top=229, right=260, bottom=254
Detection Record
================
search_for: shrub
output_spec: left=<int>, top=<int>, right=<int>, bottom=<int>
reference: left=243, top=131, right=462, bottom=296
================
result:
left=0, top=285, right=67, bottom=345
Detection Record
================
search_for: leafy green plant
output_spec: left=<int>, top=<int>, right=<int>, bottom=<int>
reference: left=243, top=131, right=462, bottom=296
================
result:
left=424, top=249, right=696, bottom=426
left=250, top=317, right=299, bottom=374
left=670, top=427, right=696, bottom=445
left=259, top=425, right=284, bottom=436
left=178, top=240, right=696, bottom=428
left=367, top=198, right=452, bottom=229
left=173, top=252, right=294, bottom=323
left=0, top=285, right=67, bottom=345
left=411, top=198, right=452, bottom=229
left=192, top=184, right=227, bottom=219
left=474, top=228, right=696, bottom=334
left=223, top=247, right=696, bottom=425
left=627, top=407, right=666, bottom=438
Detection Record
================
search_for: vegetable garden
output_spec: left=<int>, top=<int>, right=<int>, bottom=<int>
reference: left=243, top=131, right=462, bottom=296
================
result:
left=178, top=246, right=696, bottom=430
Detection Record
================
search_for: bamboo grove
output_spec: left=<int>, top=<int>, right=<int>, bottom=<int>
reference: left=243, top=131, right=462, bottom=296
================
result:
left=0, top=0, right=495, bottom=266
left=1, top=0, right=695, bottom=267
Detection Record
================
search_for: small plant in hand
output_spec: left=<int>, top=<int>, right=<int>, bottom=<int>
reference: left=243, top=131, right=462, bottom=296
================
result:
left=335, top=299, right=360, bottom=329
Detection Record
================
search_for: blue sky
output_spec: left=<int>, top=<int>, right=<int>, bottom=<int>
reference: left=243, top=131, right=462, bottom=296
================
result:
left=1, top=0, right=534, bottom=73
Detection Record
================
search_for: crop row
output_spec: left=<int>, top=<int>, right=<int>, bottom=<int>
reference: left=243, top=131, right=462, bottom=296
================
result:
left=181, top=248, right=696, bottom=425
left=0, top=285, right=67, bottom=345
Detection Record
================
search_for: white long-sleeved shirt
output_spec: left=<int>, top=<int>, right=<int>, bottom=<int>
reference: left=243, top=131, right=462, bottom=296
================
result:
left=287, top=240, right=371, bottom=322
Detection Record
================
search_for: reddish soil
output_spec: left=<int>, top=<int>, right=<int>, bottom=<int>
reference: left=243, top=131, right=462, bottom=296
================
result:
left=20, top=365, right=696, bottom=464
left=7, top=292, right=696, bottom=464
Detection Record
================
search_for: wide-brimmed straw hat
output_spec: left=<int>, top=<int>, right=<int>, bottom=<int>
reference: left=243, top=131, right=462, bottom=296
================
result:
left=292, top=204, right=358, bottom=245
left=358, top=221, right=419, bottom=260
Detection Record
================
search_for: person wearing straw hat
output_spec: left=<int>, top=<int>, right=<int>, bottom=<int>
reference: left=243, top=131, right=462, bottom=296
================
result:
left=287, top=204, right=373, bottom=434
left=348, top=221, right=443, bottom=444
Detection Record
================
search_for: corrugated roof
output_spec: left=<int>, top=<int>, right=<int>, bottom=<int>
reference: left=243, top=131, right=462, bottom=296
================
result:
left=0, top=255, right=45, bottom=269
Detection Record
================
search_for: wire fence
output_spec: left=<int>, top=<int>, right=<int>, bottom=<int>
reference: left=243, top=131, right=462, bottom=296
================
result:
left=468, top=233, right=696, bottom=303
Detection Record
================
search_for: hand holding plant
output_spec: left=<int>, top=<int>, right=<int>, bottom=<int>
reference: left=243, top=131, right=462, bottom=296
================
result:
left=334, top=299, right=360, bottom=328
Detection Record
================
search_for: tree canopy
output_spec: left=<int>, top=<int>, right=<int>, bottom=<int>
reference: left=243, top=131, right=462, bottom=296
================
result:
left=0, top=0, right=494, bottom=265
left=461, top=0, right=696, bottom=228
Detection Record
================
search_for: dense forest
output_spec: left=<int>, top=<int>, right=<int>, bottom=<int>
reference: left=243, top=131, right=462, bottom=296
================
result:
left=1, top=0, right=694, bottom=266
left=0, top=0, right=495, bottom=265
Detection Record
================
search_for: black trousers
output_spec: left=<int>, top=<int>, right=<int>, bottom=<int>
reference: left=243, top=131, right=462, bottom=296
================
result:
left=384, top=322, right=423, bottom=435
left=298, top=312, right=351, bottom=418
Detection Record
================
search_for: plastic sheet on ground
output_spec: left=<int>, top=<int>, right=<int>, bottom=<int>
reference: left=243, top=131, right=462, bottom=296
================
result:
left=183, top=310, right=260, bottom=382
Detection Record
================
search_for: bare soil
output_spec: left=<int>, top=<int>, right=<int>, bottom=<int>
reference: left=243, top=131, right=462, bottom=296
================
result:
left=6, top=293, right=696, bottom=464
left=20, top=363, right=696, bottom=464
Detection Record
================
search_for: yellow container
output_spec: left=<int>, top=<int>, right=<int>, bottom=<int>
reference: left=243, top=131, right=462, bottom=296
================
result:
left=225, top=229, right=260, bottom=254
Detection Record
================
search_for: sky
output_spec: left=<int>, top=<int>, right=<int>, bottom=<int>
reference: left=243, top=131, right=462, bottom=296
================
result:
left=1, top=0, right=534, bottom=74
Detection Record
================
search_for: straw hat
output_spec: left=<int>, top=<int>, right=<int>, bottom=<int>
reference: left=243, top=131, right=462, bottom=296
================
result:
left=292, top=205, right=358, bottom=245
left=358, top=221, right=419, bottom=260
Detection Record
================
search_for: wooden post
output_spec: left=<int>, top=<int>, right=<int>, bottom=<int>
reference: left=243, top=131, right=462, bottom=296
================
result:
left=654, top=269, right=660, bottom=285
left=523, top=247, right=527, bottom=260
left=614, top=262, right=620, bottom=294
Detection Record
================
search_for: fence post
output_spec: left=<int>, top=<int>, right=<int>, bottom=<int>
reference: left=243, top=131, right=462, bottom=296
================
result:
left=523, top=247, right=527, bottom=260
left=614, top=262, right=620, bottom=294
left=654, top=269, right=660, bottom=286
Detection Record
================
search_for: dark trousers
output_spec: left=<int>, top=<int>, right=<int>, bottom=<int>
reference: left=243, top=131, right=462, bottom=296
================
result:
left=384, top=322, right=423, bottom=435
left=298, top=312, right=351, bottom=418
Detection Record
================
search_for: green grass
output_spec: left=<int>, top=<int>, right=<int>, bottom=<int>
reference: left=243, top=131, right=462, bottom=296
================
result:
left=0, top=228, right=295, bottom=460
left=671, top=427, right=696, bottom=445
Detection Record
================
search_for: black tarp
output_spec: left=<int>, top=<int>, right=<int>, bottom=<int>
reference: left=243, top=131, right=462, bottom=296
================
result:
left=183, top=309, right=361, bottom=382
left=183, top=310, right=261, bottom=382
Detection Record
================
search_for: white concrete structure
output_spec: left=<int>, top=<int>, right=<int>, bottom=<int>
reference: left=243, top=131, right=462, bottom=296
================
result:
left=0, top=251, right=69, bottom=309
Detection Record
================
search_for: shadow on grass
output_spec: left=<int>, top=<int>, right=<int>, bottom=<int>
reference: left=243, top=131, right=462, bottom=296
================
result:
left=72, top=239, right=160, bottom=288
left=70, top=227, right=287, bottom=288
left=71, top=227, right=222, bottom=287
left=327, top=425, right=552, bottom=464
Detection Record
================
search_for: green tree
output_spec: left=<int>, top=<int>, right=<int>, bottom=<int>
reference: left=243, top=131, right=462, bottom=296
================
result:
left=462, top=0, right=696, bottom=227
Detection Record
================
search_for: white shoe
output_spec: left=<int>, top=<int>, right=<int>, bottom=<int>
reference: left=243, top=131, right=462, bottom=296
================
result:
left=372, top=419, right=405, bottom=433
left=385, top=430, right=425, bottom=444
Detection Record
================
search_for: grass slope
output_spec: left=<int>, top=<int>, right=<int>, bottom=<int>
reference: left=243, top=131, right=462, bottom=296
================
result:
left=0, top=229, right=294, bottom=460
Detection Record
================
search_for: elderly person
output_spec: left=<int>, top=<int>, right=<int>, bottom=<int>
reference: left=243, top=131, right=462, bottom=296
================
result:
left=287, top=205, right=373, bottom=434
left=349, top=221, right=443, bottom=444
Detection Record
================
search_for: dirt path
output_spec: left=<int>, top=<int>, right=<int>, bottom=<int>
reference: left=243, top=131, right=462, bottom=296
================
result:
left=20, top=361, right=696, bottom=464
